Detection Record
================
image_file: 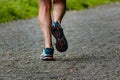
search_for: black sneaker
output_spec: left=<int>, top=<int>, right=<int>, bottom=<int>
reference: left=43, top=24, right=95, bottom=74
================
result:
left=51, top=22, right=68, bottom=52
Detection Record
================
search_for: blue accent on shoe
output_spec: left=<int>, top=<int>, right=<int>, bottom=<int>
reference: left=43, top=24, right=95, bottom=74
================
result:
left=52, top=22, right=60, bottom=27
left=40, top=48, right=54, bottom=60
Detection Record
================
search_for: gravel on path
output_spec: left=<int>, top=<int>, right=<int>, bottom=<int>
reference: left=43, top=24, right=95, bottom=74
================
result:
left=0, top=2, right=120, bottom=80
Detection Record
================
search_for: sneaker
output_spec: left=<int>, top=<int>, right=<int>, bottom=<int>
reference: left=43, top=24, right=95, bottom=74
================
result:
left=51, top=22, right=68, bottom=52
left=40, top=48, right=54, bottom=61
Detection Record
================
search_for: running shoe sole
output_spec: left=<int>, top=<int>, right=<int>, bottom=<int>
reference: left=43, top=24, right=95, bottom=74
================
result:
left=41, top=57, right=55, bottom=61
left=51, top=23, right=68, bottom=52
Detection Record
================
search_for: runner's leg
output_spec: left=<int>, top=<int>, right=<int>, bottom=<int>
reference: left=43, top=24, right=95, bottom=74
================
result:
left=38, top=0, right=53, bottom=48
left=51, top=0, right=68, bottom=52
left=53, top=0, right=66, bottom=23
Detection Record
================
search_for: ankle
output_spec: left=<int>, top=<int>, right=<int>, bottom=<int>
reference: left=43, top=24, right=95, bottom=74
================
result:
left=53, top=21, right=61, bottom=24
left=45, top=46, right=54, bottom=49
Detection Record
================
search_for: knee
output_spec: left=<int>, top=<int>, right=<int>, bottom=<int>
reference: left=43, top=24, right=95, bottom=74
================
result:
left=39, top=0, right=52, bottom=12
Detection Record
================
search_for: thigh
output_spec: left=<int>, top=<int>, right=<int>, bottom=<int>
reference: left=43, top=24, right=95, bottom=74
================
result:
left=38, top=0, right=52, bottom=5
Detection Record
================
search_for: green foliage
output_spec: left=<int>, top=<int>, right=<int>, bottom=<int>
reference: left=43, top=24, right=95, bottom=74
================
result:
left=0, top=0, right=38, bottom=23
left=0, top=0, right=120, bottom=23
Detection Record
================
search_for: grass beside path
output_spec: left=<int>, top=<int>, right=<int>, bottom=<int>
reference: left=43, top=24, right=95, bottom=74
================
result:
left=67, top=0, right=120, bottom=10
left=0, top=0, right=120, bottom=23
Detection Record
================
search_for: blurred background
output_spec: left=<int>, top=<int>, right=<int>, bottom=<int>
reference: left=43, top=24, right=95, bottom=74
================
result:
left=0, top=0, right=120, bottom=23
